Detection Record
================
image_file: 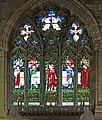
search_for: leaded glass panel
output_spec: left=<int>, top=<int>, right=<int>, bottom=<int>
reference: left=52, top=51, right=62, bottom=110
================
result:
left=12, top=57, right=24, bottom=105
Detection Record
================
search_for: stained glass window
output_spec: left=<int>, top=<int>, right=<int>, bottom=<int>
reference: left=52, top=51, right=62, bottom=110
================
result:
left=9, top=7, right=93, bottom=110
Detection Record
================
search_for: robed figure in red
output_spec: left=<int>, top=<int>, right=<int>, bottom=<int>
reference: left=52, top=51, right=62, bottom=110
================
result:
left=47, top=64, right=57, bottom=91
left=13, top=58, right=24, bottom=88
left=81, top=64, right=90, bottom=88
left=14, top=65, right=21, bottom=88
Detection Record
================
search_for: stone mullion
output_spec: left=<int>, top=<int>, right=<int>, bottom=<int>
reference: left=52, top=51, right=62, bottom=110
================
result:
left=24, top=58, right=28, bottom=106
left=40, top=45, right=44, bottom=105
left=73, top=42, right=78, bottom=106
left=74, top=55, right=78, bottom=106
left=10, top=58, right=13, bottom=105
left=58, top=44, right=62, bottom=105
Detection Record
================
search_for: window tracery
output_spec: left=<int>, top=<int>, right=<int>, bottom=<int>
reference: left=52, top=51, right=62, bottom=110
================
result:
left=9, top=6, right=93, bottom=113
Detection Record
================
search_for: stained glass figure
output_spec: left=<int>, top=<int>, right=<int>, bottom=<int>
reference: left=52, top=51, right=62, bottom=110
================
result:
left=28, top=58, right=40, bottom=90
left=69, top=20, right=83, bottom=42
left=80, top=58, right=90, bottom=88
left=38, top=9, right=64, bottom=31
left=47, top=64, right=57, bottom=91
left=21, top=24, right=34, bottom=41
left=13, top=58, right=24, bottom=89
left=62, top=56, right=74, bottom=89
left=77, top=58, right=90, bottom=105
left=45, top=63, right=58, bottom=106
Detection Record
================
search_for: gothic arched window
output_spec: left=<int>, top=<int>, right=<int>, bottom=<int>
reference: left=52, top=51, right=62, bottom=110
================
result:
left=8, top=6, right=93, bottom=113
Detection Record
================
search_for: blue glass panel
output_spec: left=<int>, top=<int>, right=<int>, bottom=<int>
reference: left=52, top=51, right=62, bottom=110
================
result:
left=81, top=38, right=87, bottom=44
left=72, top=20, right=80, bottom=27
left=57, top=16, right=64, bottom=22
left=48, top=9, right=55, bottom=16
left=31, top=40, right=38, bottom=44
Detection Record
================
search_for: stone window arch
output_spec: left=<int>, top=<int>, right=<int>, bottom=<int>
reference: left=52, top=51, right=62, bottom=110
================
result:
left=1, top=0, right=101, bottom=117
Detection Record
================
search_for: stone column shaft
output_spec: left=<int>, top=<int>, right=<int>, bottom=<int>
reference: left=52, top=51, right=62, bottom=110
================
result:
left=0, top=48, right=6, bottom=119
left=95, top=47, right=102, bottom=119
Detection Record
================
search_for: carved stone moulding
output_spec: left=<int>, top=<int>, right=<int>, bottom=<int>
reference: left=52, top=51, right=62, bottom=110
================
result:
left=17, top=106, right=87, bottom=118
